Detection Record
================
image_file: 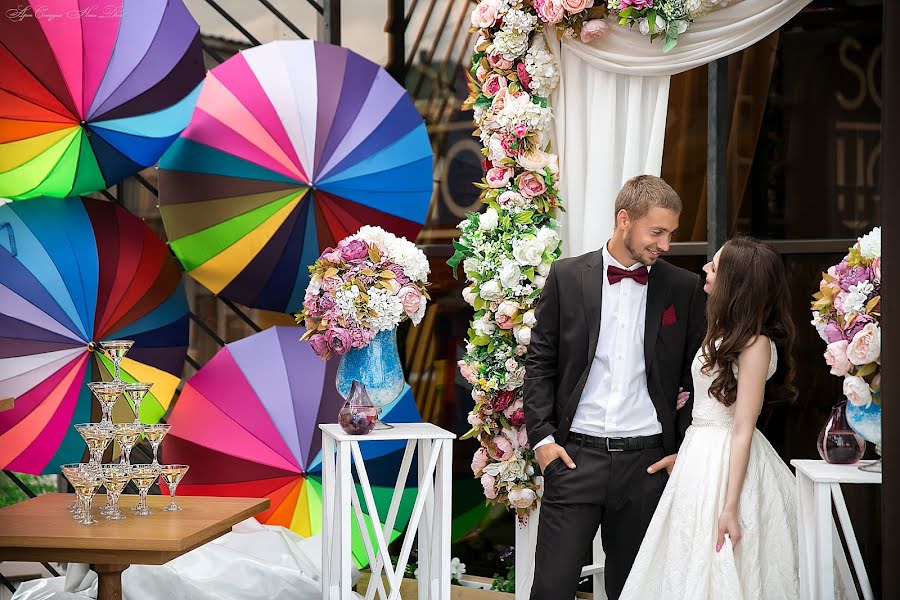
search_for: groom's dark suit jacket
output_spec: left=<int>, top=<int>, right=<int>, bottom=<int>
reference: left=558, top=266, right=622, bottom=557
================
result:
left=524, top=251, right=707, bottom=455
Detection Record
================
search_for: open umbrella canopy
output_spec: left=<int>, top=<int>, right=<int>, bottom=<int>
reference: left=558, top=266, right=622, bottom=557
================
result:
left=163, top=326, right=422, bottom=567
left=158, top=40, right=433, bottom=314
left=0, top=0, right=204, bottom=199
left=0, top=196, right=188, bottom=474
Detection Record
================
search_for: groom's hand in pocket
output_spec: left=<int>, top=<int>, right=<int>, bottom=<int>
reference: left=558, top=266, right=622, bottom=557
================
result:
left=535, top=443, right=576, bottom=473
left=647, top=453, right=677, bottom=476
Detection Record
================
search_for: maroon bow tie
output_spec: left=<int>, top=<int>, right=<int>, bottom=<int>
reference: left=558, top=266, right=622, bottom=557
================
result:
left=607, top=265, right=649, bottom=285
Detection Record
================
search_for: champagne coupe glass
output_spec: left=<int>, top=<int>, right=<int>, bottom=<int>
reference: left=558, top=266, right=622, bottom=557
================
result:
left=60, top=463, right=88, bottom=515
left=87, top=381, right=125, bottom=425
left=112, top=423, right=144, bottom=466
left=75, top=423, right=113, bottom=467
left=131, top=464, right=161, bottom=516
left=100, top=464, right=132, bottom=520
left=143, top=424, right=172, bottom=467
left=160, top=464, right=190, bottom=512
left=99, top=340, right=134, bottom=382
left=61, top=464, right=102, bottom=525
left=123, top=383, right=152, bottom=425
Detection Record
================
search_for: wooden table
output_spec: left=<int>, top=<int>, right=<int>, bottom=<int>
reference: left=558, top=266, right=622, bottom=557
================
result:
left=0, top=493, right=269, bottom=600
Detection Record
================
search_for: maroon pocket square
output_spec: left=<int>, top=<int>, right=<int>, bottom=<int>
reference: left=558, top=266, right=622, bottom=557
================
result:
left=661, top=305, right=677, bottom=327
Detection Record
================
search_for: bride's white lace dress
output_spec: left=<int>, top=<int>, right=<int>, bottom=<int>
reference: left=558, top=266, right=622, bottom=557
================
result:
left=620, top=340, right=799, bottom=600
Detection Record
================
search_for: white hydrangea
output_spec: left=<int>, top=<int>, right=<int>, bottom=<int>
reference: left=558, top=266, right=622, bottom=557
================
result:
left=493, top=93, right=552, bottom=135
left=858, top=226, right=881, bottom=259
left=366, top=287, right=404, bottom=331
left=488, top=28, right=530, bottom=61
left=350, top=225, right=430, bottom=283
left=502, top=8, right=538, bottom=34
left=524, top=38, right=559, bottom=99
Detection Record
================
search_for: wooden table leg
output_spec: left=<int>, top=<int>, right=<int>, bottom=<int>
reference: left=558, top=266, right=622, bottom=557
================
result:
left=93, top=563, right=128, bottom=600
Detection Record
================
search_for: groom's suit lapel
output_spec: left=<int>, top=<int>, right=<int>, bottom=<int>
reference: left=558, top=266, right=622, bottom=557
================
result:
left=644, top=261, right=667, bottom=372
left=582, top=250, right=605, bottom=365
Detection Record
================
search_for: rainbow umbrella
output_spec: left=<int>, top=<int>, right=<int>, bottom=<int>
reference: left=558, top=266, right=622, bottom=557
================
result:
left=163, top=326, right=421, bottom=567
left=0, top=0, right=204, bottom=199
left=157, top=40, right=433, bottom=314
left=0, top=196, right=189, bottom=474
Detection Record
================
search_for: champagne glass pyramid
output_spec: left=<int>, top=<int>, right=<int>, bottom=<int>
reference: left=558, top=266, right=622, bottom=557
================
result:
left=87, top=381, right=125, bottom=425
left=143, top=424, right=172, bottom=467
left=99, top=340, right=134, bottom=382
left=124, top=383, right=153, bottom=425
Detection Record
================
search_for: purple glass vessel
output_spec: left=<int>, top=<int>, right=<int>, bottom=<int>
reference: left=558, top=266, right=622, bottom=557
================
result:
left=817, top=401, right=866, bottom=465
left=338, top=380, right=378, bottom=435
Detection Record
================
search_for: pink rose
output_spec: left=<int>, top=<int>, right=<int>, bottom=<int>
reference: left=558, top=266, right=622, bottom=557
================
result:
left=846, top=322, right=880, bottom=366
left=535, top=0, right=565, bottom=24
left=486, top=166, right=514, bottom=188
left=324, top=328, right=352, bottom=355
left=512, top=123, right=529, bottom=139
left=824, top=341, right=851, bottom=376
left=481, top=73, right=508, bottom=97
left=491, top=435, right=514, bottom=460
left=498, top=191, right=526, bottom=208
left=349, top=327, right=373, bottom=349
left=495, top=312, right=514, bottom=329
left=824, top=321, right=845, bottom=344
left=580, top=18, right=609, bottom=43
left=458, top=360, right=479, bottom=385
left=500, top=134, right=521, bottom=156
left=471, top=448, right=489, bottom=474
left=618, top=0, right=653, bottom=8
left=398, top=286, right=423, bottom=316
left=471, top=0, right=501, bottom=28
left=309, top=333, right=329, bottom=358
left=516, top=62, right=532, bottom=92
left=481, top=473, right=498, bottom=499
left=508, top=487, right=536, bottom=509
left=490, top=88, right=509, bottom=112
left=843, top=375, right=872, bottom=407
left=516, top=172, right=547, bottom=198
left=563, top=0, right=591, bottom=13
left=467, top=410, right=483, bottom=427
left=338, top=238, right=369, bottom=262
left=487, top=54, right=514, bottom=70
left=517, top=427, right=529, bottom=449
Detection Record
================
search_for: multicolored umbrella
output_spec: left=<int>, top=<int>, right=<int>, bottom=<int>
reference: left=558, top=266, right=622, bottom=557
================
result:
left=0, top=196, right=189, bottom=474
left=163, top=326, right=422, bottom=567
left=158, top=40, right=433, bottom=314
left=0, top=0, right=204, bottom=199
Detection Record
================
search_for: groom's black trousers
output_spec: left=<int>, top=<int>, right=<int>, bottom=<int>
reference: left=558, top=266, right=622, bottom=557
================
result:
left=530, top=434, right=668, bottom=600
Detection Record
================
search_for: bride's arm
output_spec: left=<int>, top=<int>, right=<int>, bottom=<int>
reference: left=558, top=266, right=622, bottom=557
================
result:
left=717, top=335, right=771, bottom=551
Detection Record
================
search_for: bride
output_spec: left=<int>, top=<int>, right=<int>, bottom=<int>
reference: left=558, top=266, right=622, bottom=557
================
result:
left=620, top=237, right=800, bottom=599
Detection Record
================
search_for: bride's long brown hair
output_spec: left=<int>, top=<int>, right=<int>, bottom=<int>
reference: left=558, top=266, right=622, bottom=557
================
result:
left=701, top=237, right=798, bottom=407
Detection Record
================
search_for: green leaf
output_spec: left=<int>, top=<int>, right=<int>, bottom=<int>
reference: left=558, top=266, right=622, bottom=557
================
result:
left=447, top=249, right=466, bottom=278
left=473, top=296, right=485, bottom=311
left=663, top=34, right=679, bottom=53
left=474, top=95, right=493, bottom=109
left=513, top=211, right=534, bottom=224
left=473, top=335, right=491, bottom=346
left=648, top=9, right=657, bottom=34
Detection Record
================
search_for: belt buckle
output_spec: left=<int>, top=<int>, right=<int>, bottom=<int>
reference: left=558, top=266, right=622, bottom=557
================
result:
left=606, top=437, right=625, bottom=452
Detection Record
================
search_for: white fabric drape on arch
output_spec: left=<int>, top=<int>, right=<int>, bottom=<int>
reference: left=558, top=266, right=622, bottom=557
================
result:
left=545, top=0, right=811, bottom=258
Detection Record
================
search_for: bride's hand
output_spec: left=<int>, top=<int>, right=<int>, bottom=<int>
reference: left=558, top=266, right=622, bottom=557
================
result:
left=716, top=510, right=741, bottom=551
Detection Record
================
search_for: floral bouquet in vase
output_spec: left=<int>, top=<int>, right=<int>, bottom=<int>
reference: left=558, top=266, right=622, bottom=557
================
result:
left=811, top=226, right=881, bottom=472
left=296, top=226, right=430, bottom=418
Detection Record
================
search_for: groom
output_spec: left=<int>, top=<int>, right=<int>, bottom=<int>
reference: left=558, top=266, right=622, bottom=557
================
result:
left=524, top=175, right=707, bottom=600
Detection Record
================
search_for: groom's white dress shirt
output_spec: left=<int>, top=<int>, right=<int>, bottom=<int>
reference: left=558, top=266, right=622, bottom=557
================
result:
left=534, top=242, right=661, bottom=450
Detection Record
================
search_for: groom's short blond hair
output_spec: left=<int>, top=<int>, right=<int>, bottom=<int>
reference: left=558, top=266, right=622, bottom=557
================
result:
left=615, top=175, right=682, bottom=220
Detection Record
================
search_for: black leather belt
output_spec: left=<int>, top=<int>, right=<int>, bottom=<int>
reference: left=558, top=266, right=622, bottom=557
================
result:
left=569, top=432, right=663, bottom=452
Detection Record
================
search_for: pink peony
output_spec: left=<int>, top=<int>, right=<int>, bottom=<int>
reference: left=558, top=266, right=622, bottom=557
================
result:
left=839, top=266, right=871, bottom=289
left=498, top=190, right=526, bottom=209
left=508, top=487, right=536, bottom=509
left=324, top=328, right=352, bottom=355
left=458, top=360, right=479, bottom=385
left=467, top=410, right=483, bottom=427
left=493, top=390, right=515, bottom=412
left=309, top=333, right=329, bottom=358
left=824, top=341, right=851, bottom=376
left=321, top=275, right=343, bottom=292
left=871, top=257, right=881, bottom=282
left=471, top=448, right=489, bottom=474
left=563, top=0, right=592, bottom=13
left=516, top=62, right=532, bottom=92
left=843, top=375, right=872, bottom=407
left=338, top=238, right=369, bottom=262
left=482, top=73, right=508, bottom=97
left=535, top=0, right=565, bottom=24
left=500, top=135, right=521, bottom=156
left=349, top=327, right=373, bottom=349
left=471, top=0, right=501, bottom=28
left=487, top=54, right=514, bottom=70
left=398, top=286, right=423, bottom=316
left=517, top=427, right=529, bottom=449
left=846, top=322, right=880, bottom=366
left=509, top=408, right=526, bottom=427
left=516, top=172, right=547, bottom=198
left=481, top=473, right=498, bottom=499
left=580, top=18, right=609, bottom=43
left=824, top=321, right=845, bottom=344
left=512, top=123, right=529, bottom=139
left=481, top=157, right=493, bottom=172
left=495, top=312, right=515, bottom=329
left=486, top=166, right=514, bottom=188
left=492, top=435, right=514, bottom=460
left=618, top=0, right=654, bottom=8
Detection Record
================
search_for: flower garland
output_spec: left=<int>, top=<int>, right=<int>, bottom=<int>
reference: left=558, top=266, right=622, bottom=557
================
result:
left=454, top=1, right=724, bottom=516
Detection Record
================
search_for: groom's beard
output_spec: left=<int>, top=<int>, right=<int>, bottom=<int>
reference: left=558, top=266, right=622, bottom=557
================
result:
left=624, top=231, right=659, bottom=266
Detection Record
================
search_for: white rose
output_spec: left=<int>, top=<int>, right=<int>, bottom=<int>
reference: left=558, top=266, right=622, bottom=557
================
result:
left=811, top=311, right=828, bottom=342
left=535, top=227, right=560, bottom=252
left=473, top=314, right=496, bottom=336
left=463, top=257, right=481, bottom=275
left=858, top=227, right=881, bottom=259
left=516, top=148, right=550, bottom=172
left=515, top=325, right=532, bottom=345
left=498, top=300, right=519, bottom=318
left=843, top=375, right=873, bottom=407
left=523, top=309, right=537, bottom=327
left=508, top=487, right=537, bottom=509
left=488, top=134, right=507, bottom=163
left=533, top=274, right=546, bottom=287
left=513, top=237, right=544, bottom=266
left=480, top=279, right=504, bottom=300
left=846, top=322, right=881, bottom=366
left=537, top=261, right=552, bottom=276
left=638, top=17, right=650, bottom=35
left=499, top=260, right=522, bottom=288
left=462, top=286, right=477, bottom=304
left=479, top=207, right=499, bottom=231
